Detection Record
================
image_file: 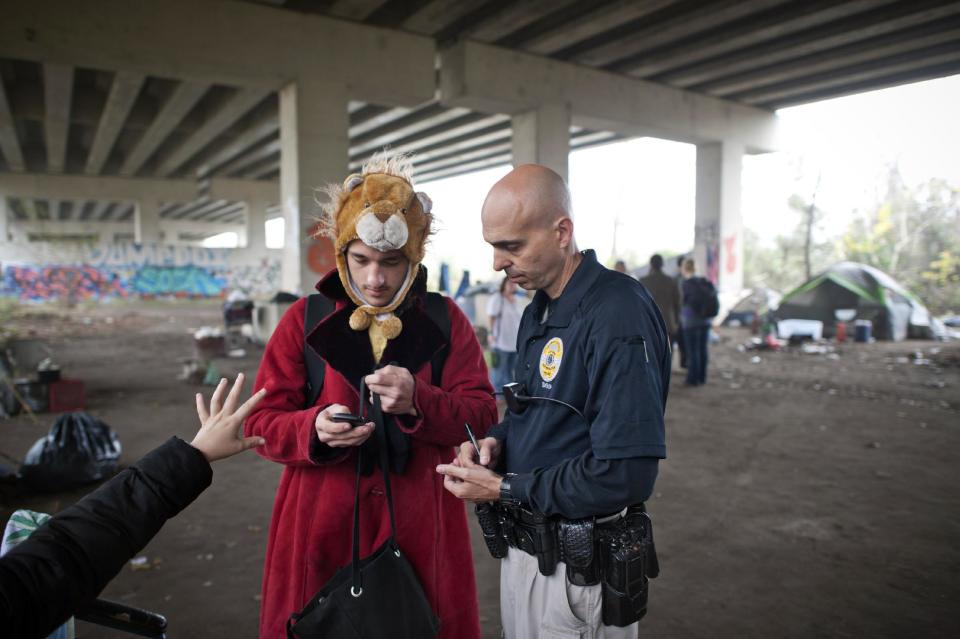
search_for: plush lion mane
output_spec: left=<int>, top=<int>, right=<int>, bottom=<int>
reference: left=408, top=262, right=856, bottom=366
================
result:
left=315, top=151, right=427, bottom=242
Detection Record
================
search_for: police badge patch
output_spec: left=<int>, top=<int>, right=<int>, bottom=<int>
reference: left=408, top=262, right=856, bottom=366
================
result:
left=540, top=337, right=564, bottom=383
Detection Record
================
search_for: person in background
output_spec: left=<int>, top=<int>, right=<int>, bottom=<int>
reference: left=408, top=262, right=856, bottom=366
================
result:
left=0, top=375, right=266, bottom=639
left=639, top=254, right=681, bottom=368
left=680, top=258, right=714, bottom=386
left=675, top=255, right=687, bottom=368
left=486, top=275, right=523, bottom=391
left=613, top=259, right=628, bottom=275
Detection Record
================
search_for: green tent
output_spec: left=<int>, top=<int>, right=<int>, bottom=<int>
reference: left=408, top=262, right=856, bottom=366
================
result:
left=775, top=262, right=933, bottom=341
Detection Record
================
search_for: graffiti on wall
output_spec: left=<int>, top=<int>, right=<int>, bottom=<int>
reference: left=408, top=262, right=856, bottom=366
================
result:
left=2, top=266, right=129, bottom=301
left=1, top=242, right=280, bottom=301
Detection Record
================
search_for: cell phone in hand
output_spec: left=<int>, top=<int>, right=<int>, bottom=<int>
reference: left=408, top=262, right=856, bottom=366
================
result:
left=332, top=413, right=366, bottom=427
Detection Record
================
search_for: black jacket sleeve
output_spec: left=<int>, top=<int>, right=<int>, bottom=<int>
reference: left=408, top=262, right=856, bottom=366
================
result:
left=0, top=437, right=212, bottom=639
left=508, top=450, right=659, bottom=519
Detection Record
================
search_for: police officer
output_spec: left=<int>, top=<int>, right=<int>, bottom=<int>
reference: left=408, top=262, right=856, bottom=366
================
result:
left=437, top=164, right=670, bottom=639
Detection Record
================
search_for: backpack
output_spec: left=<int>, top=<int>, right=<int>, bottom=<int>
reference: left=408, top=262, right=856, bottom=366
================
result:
left=691, top=278, right=720, bottom=319
left=302, top=293, right=451, bottom=406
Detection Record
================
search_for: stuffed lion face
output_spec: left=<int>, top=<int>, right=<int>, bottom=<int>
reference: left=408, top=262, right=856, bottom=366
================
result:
left=335, top=171, right=431, bottom=265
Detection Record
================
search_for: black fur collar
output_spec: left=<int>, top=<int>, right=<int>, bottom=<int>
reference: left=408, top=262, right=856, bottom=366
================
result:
left=306, top=266, right=446, bottom=391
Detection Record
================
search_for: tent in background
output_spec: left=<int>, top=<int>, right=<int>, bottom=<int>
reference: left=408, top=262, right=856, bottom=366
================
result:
left=722, top=288, right=782, bottom=327
left=774, top=262, right=934, bottom=341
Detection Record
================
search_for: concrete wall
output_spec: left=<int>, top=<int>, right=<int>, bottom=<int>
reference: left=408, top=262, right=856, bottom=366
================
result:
left=1, top=238, right=281, bottom=301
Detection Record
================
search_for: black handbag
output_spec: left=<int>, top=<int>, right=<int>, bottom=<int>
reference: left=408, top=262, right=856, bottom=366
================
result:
left=287, top=389, right=440, bottom=639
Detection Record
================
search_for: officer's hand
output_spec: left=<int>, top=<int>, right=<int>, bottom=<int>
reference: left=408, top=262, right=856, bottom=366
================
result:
left=365, top=365, right=416, bottom=416
left=436, top=462, right=502, bottom=502
left=315, top=404, right=374, bottom=448
left=192, top=374, right=266, bottom=462
left=458, top=437, right=501, bottom=468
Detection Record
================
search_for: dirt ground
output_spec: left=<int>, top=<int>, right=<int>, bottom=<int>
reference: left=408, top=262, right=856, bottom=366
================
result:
left=1, top=301, right=958, bottom=638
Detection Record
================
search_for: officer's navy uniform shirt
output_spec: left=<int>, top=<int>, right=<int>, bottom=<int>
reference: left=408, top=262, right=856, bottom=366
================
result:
left=489, top=250, right=670, bottom=518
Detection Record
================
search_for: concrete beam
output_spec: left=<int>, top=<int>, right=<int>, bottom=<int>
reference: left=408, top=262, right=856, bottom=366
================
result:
left=11, top=217, right=244, bottom=236
left=351, top=108, right=481, bottom=157
left=736, top=43, right=960, bottom=106
left=42, top=63, right=73, bottom=173
left=699, top=21, right=960, bottom=97
left=208, top=177, right=278, bottom=204
left=353, top=113, right=510, bottom=163
left=417, top=154, right=511, bottom=184
left=0, top=79, right=26, bottom=171
left=120, top=81, right=209, bottom=176
left=327, top=0, right=389, bottom=22
left=439, top=41, right=780, bottom=153
left=279, top=79, right=349, bottom=293
left=401, top=0, right=488, bottom=35
left=662, top=1, right=960, bottom=89
left=242, top=200, right=267, bottom=250
left=614, top=0, right=898, bottom=78
left=468, top=0, right=580, bottom=43
left=695, top=141, right=743, bottom=295
left=0, top=195, right=9, bottom=242
left=512, top=103, right=570, bottom=182
left=185, top=199, right=231, bottom=221
left=195, top=109, right=279, bottom=177
left=89, top=201, right=112, bottom=221
left=0, top=172, right=199, bottom=202
left=156, top=88, right=270, bottom=177
left=0, top=0, right=435, bottom=106
left=412, top=139, right=511, bottom=174
left=567, top=0, right=791, bottom=68
left=216, top=138, right=280, bottom=177
left=245, top=160, right=280, bottom=180
left=134, top=200, right=161, bottom=243
left=85, top=71, right=146, bottom=174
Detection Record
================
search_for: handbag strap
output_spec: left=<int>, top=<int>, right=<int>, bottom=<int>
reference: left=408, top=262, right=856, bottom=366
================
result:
left=349, top=382, right=399, bottom=596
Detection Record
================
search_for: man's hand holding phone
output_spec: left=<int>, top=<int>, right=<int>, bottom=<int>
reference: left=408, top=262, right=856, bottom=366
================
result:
left=315, top=404, right=374, bottom=448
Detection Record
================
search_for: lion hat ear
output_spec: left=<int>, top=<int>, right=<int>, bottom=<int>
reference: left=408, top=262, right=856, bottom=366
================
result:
left=343, top=174, right=364, bottom=191
left=416, top=192, right=432, bottom=215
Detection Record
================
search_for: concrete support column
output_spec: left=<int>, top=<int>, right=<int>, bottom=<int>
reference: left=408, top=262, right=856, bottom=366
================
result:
left=511, top=102, right=571, bottom=183
left=279, top=80, right=348, bottom=294
left=0, top=196, right=9, bottom=243
left=134, top=200, right=162, bottom=244
left=242, top=199, right=268, bottom=251
left=694, top=141, right=744, bottom=296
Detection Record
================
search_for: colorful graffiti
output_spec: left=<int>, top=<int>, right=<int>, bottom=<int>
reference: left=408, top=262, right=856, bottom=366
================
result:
left=2, top=265, right=129, bottom=301
left=724, top=233, right=737, bottom=275
left=130, top=265, right=226, bottom=298
left=1, top=242, right=281, bottom=301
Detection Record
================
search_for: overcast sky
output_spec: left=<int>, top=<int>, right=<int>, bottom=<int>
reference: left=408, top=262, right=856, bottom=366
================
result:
left=417, top=73, right=960, bottom=285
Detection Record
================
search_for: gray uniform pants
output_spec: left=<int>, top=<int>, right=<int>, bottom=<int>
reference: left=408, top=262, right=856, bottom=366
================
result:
left=500, top=548, right=639, bottom=639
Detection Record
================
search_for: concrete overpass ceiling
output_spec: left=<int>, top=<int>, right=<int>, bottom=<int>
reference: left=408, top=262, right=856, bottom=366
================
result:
left=1, top=0, right=958, bottom=227
left=250, top=0, right=960, bottom=112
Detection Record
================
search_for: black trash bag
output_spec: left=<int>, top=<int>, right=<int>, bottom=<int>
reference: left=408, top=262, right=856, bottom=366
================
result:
left=270, top=291, right=300, bottom=304
left=20, top=412, right=122, bottom=492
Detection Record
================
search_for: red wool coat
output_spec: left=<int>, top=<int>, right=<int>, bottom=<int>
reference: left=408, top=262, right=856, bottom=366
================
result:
left=246, top=271, right=497, bottom=638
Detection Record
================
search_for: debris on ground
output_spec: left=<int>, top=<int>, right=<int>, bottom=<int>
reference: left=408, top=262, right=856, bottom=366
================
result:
left=130, top=556, right=151, bottom=571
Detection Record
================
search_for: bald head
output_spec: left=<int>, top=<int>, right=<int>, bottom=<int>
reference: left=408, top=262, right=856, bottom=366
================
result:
left=481, top=164, right=579, bottom=297
left=482, top=164, right=571, bottom=230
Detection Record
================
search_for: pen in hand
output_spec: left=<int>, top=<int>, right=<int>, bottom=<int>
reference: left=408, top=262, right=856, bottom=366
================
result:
left=464, top=422, right=482, bottom=466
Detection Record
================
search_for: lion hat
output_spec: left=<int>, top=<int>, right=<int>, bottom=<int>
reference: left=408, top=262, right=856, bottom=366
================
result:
left=318, top=151, right=433, bottom=344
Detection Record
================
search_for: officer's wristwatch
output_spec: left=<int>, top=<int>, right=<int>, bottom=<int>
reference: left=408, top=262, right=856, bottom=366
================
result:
left=499, top=473, right=521, bottom=506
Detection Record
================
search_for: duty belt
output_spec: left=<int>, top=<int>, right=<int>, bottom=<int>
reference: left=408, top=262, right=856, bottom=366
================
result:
left=474, top=502, right=660, bottom=627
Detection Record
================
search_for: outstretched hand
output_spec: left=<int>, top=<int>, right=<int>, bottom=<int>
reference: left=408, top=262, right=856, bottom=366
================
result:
left=192, top=373, right=267, bottom=462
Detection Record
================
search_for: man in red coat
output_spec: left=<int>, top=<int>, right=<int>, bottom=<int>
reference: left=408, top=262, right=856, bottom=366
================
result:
left=246, top=151, right=497, bottom=638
